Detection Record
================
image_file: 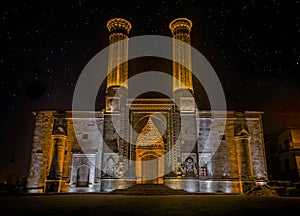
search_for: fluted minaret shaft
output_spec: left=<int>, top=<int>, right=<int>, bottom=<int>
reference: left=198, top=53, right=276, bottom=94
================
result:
left=169, top=18, right=193, bottom=93
left=106, top=18, right=131, bottom=89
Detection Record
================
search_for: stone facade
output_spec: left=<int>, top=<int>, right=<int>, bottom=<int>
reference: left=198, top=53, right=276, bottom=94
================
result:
left=26, top=109, right=267, bottom=193
left=26, top=17, right=268, bottom=194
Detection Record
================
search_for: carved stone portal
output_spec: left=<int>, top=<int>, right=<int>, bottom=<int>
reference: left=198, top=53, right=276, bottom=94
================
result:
left=136, top=117, right=165, bottom=184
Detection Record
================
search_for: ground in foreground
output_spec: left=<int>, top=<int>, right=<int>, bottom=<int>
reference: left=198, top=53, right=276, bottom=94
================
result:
left=1, top=194, right=300, bottom=216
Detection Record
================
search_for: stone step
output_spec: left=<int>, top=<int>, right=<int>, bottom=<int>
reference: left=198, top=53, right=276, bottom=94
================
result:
left=110, top=184, right=189, bottom=195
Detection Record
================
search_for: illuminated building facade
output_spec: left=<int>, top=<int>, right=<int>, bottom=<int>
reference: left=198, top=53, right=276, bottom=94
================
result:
left=26, top=18, right=268, bottom=194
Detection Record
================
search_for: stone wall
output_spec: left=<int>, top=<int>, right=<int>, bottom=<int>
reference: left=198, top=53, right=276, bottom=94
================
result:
left=26, top=110, right=268, bottom=194
left=197, top=112, right=239, bottom=179
left=26, top=111, right=55, bottom=193
left=245, top=112, right=268, bottom=180
left=27, top=111, right=104, bottom=193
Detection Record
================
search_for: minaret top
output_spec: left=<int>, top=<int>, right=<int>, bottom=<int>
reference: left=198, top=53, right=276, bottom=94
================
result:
left=107, top=18, right=132, bottom=35
left=169, top=18, right=192, bottom=33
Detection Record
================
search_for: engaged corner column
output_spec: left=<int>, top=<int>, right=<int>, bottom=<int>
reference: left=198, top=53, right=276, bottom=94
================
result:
left=234, top=129, right=253, bottom=180
left=47, top=134, right=67, bottom=192
left=51, top=134, right=67, bottom=179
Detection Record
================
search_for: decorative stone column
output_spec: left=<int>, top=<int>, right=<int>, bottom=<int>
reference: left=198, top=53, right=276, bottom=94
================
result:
left=46, top=134, right=66, bottom=192
left=234, top=128, right=253, bottom=179
left=51, top=135, right=67, bottom=178
left=234, top=127, right=254, bottom=193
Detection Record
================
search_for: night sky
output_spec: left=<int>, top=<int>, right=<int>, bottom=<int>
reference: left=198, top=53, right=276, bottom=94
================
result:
left=1, top=0, right=299, bottom=180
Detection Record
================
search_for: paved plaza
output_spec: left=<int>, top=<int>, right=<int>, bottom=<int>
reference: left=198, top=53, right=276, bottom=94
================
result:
left=1, top=193, right=300, bottom=215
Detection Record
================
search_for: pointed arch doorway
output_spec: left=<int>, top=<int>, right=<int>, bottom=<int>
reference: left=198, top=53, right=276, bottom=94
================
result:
left=136, top=118, right=164, bottom=184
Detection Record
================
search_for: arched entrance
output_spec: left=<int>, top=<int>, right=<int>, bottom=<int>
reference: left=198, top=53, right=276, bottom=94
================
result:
left=142, top=154, right=158, bottom=184
left=136, top=117, right=164, bottom=184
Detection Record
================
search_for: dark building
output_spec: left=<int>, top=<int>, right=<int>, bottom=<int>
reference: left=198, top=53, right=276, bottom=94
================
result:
left=265, top=127, right=300, bottom=182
